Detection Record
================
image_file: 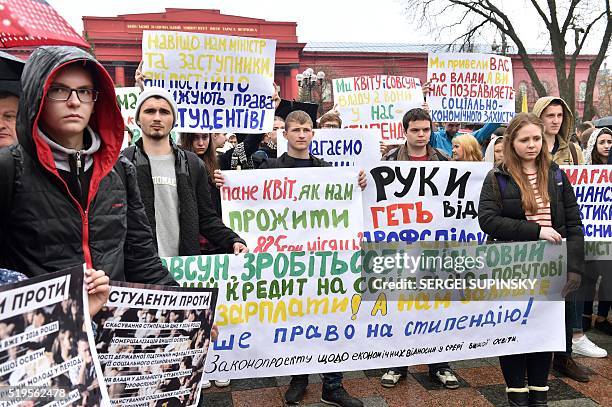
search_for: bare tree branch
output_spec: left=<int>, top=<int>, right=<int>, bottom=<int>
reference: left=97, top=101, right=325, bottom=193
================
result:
left=561, top=0, right=582, bottom=35
left=575, top=10, right=606, bottom=53
left=400, top=0, right=609, bottom=115
left=450, top=19, right=490, bottom=49
left=583, top=0, right=611, bottom=119
left=529, top=0, right=552, bottom=26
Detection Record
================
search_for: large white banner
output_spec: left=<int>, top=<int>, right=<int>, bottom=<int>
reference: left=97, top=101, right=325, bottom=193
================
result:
left=362, top=161, right=492, bottom=244
left=221, top=167, right=363, bottom=253
left=165, top=247, right=566, bottom=380
left=427, top=53, right=515, bottom=124
left=333, top=75, right=423, bottom=144
left=141, top=30, right=276, bottom=133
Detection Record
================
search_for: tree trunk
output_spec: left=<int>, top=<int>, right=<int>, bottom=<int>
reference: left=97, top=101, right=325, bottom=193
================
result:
left=583, top=7, right=612, bottom=120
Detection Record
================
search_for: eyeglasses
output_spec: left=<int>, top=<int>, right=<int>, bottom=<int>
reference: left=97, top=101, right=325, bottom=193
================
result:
left=47, top=86, right=98, bottom=103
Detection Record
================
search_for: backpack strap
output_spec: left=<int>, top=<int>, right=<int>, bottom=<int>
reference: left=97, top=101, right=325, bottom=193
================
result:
left=569, top=142, right=578, bottom=165
left=113, top=157, right=128, bottom=189
left=122, top=145, right=136, bottom=162
left=495, top=172, right=508, bottom=198
left=0, top=147, right=16, bottom=219
left=0, top=146, right=23, bottom=215
left=184, top=151, right=201, bottom=190
left=555, top=167, right=563, bottom=194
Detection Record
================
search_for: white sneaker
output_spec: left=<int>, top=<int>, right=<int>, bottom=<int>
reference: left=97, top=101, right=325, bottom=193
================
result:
left=201, top=380, right=212, bottom=389
left=214, top=379, right=231, bottom=387
left=380, top=370, right=404, bottom=388
left=432, top=369, right=460, bottom=389
left=572, top=335, right=608, bottom=358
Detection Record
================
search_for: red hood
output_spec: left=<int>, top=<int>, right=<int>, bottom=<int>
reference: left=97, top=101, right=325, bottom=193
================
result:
left=19, top=49, right=124, bottom=210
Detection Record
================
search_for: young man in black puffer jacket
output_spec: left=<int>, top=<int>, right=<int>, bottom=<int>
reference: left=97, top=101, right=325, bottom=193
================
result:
left=0, top=46, right=175, bottom=286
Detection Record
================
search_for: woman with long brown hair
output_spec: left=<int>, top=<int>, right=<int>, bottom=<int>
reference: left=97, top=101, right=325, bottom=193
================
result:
left=478, top=113, right=584, bottom=407
left=180, top=133, right=222, bottom=216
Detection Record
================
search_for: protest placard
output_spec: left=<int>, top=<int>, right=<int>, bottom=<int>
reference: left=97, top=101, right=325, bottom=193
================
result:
left=93, top=282, right=217, bottom=407
left=220, top=167, right=364, bottom=253
left=115, top=87, right=140, bottom=133
left=115, top=87, right=140, bottom=147
left=0, top=266, right=107, bottom=406
left=163, top=245, right=565, bottom=380
left=427, top=53, right=515, bottom=124
left=562, top=165, right=612, bottom=260
left=141, top=30, right=276, bottom=133
left=362, top=161, right=492, bottom=244
left=276, top=128, right=382, bottom=168
left=333, top=75, right=423, bottom=144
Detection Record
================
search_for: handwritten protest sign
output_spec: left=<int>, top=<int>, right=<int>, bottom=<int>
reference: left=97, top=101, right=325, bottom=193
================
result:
left=115, top=87, right=140, bottom=133
left=0, top=266, right=107, bottom=406
left=362, top=161, right=492, bottom=244
left=562, top=165, right=612, bottom=260
left=115, top=87, right=140, bottom=147
left=220, top=167, right=363, bottom=252
left=164, top=245, right=565, bottom=380
left=276, top=128, right=382, bottom=168
left=141, top=30, right=276, bottom=133
left=93, top=282, right=217, bottom=407
left=333, top=75, right=423, bottom=144
left=427, top=53, right=515, bottom=124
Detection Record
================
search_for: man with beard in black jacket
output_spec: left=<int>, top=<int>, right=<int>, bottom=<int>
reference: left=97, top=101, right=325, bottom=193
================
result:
left=0, top=46, right=175, bottom=285
left=122, top=87, right=247, bottom=257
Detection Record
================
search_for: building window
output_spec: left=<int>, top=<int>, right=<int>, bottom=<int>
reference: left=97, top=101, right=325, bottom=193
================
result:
left=578, top=81, right=587, bottom=102
left=321, top=82, right=332, bottom=102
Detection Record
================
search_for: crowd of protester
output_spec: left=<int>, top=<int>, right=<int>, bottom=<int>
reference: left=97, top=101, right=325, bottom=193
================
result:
left=0, top=45, right=610, bottom=407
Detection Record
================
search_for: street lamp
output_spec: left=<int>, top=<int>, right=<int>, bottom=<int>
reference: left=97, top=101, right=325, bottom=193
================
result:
left=491, top=32, right=511, bottom=55
left=296, top=68, right=326, bottom=103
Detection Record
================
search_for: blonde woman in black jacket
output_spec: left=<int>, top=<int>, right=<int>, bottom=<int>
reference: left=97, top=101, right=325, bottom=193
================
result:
left=478, top=113, right=584, bottom=407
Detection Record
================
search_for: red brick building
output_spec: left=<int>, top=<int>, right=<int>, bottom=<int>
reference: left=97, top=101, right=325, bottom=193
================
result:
left=82, top=8, right=596, bottom=116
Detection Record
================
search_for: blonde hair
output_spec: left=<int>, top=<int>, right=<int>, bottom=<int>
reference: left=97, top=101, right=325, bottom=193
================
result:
left=453, top=134, right=482, bottom=161
left=285, top=110, right=313, bottom=130
left=503, top=113, right=551, bottom=214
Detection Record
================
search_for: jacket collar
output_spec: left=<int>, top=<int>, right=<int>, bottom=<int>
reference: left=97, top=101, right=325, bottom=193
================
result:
left=134, top=136, right=179, bottom=157
left=38, top=126, right=101, bottom=172
left=278, top=152, right=326, bottom=166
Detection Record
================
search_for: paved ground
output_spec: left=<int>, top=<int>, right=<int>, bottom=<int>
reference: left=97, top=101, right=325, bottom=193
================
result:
left=198, top=330, right=611, bottom=407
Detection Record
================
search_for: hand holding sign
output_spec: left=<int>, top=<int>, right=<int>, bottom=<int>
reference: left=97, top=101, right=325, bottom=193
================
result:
left=85, top=268, right=110, bottom=317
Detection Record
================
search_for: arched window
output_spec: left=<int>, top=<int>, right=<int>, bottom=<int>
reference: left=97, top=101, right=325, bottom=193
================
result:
left=578, top=81, right=587, bottom=102
left=321, top=81, right=332, bottom=102
left=519, top=81, right=528, bottom=95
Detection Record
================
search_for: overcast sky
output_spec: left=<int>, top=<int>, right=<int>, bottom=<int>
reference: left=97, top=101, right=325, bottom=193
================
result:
left=48, top=0, right=606, bottom=57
